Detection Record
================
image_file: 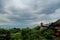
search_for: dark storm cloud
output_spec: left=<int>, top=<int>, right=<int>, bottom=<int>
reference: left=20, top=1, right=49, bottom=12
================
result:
left=0, top=0, right=7, bottom=14
left=40, top=3, right=60, bottom=14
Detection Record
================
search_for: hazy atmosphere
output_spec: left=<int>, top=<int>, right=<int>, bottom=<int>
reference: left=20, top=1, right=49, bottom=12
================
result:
left=0, top=0, right=60, bottom=28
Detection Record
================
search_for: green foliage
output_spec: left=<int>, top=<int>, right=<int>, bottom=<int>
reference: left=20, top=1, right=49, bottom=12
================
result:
left=0, top=28, right=8, bottom=34
left=0, top=26, right=60, bottom=40
left=9, top=28, right=21, bottom=33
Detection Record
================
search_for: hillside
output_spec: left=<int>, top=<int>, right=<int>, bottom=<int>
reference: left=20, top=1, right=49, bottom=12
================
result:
left=50, top=19, right=60, bottom=27
left=0, top=20, right=60, bottom=40
left=55, top=19, right=60, bottom=24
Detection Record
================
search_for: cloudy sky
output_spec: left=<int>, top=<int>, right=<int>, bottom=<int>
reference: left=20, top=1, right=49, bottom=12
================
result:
left=0, top=0, right=60, bottom=28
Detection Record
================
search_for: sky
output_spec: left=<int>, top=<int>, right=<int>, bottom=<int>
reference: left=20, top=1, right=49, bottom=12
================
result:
left=0, top=0, right=60, bottom=28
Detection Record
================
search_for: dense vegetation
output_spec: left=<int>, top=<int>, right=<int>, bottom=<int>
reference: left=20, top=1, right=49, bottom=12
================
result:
left=0, top=26, right=60, bottom=40
left=0, top=19, right=60, bottom=40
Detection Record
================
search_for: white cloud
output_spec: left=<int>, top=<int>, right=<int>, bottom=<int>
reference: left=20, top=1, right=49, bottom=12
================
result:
left=49, top=8, right=60, bottom=19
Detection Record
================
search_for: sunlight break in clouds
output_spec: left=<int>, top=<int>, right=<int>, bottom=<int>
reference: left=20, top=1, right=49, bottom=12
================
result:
left=11, top=0, right=29, bottom=9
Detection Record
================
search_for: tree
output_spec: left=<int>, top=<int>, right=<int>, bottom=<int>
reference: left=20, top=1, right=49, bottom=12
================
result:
left=6, top=31, right=10, bottom=40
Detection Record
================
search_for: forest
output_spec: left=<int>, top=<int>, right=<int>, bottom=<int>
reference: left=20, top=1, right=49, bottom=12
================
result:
left=0, top=26, right=59, bottom=40
left=0, top=19, right=60, bottom=40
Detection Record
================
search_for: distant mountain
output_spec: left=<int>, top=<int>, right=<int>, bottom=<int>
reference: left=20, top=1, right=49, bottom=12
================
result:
left=0, top=25, right=22, bottom=29
left=0, top=25, right=15, bottom=29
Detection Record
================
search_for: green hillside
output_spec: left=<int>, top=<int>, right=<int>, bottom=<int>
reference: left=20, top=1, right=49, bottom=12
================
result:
left=0, top=20, right=60, bottom=40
